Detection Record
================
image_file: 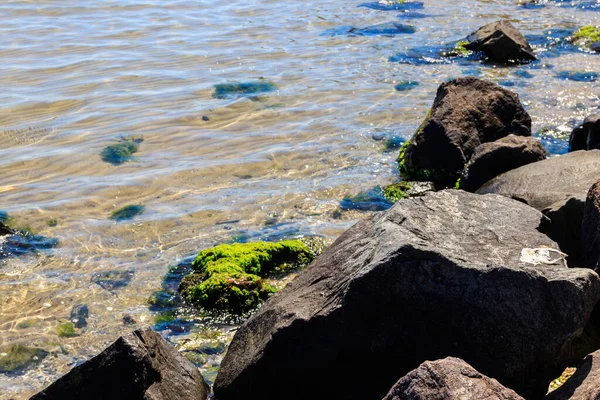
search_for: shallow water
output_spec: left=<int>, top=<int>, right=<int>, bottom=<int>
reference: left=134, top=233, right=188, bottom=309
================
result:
left=0, top=0, right=598, bottom=397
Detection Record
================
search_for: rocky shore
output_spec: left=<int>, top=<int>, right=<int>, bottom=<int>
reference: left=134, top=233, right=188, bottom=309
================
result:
left=21, top=14, right=600, bottom=400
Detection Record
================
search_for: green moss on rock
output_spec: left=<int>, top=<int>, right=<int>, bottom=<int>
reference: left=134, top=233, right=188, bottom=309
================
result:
left=443, top=40, right=472, bottom=57
left=383, top=182, right=411, bottom=202
left=0, top=344, right=48, bottom=373
left=56, top=322, right=78, bottom=338
left=179, top=240, right=315, bottom=315
left=100, top=136, right=143, bottom=165
left=571, top=26, right=600, bottom=49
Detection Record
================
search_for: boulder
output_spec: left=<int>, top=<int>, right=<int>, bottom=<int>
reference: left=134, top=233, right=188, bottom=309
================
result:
left=32, top=327, right=209, bottom=400
left=0, top=221, right=14, bottom=236
left=546, top=349, right=600, bottom=400
left=383, top=357, right=524, bottom=400
left=582, top=180, right=600, bottom=271
left=570, top=113, right=600, bottom=151
left=399, top=77, right=531, bottom=183
left=462, top=135, right=546, bottom=192
left=477, top=150, right=600, bottom=263
left=213, top=190, right=600, bottom=400
left=465, top=20, right=537, bottom=63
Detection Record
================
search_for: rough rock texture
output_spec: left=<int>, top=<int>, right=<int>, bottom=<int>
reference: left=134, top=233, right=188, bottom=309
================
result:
left=400, top=77, right=531, bottom=180
left=477, top=150, right=600, bottom=263
left=570, top=113, right=600, bottom=151
left=466, top=20, right=536, bottom=63
left=383, top=357, right=524, bottom=400
left=0, top=222, right=13, bottom=236
left=32, top=327, right=209, bottom=400
left=547, top=349, right=600, bottom=400
left=582, top=180, right=600, bottom=271
left=462, top=134, right=546, bottom=192
left=213, top=190, right=600, bottom=400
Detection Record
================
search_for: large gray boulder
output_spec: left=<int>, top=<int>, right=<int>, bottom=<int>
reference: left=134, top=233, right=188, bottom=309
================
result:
left=462, top=134, right=546, bottom=192
left=546, top=349, right=600, bottom=400
left=582, top=180, right=600, bottom=271
left=466, top=20, right=536, bottom=63
left=32, top=327, right=209, bottom=400
left=570, top=113, right=600, bottom=151
left=383, top=357, right=524, bottom=400
left=477, top=150, right=600, bottom=263
left=214, top=190, right=600, bottom=400
left=399, top=78, right=531, bottom=182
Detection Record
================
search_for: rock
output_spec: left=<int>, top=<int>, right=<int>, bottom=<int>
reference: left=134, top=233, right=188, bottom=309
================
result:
left=213, top=190, right=600, bottom=400
left=582, top=180, right=600, bottom=271
left=570, top=113, right=600, bottom=151
left=0, top=221, right=14, bottom=236
left=546, top=349, right=600, bottom=400
left=69, top=304, right=88, bottom=329
left=31, top=327, right=209, bottom=400
left=477, top=150, right=600, bottom=263
left=461, top=135, right=546, bottom=191
left=466, top=20, right=536, bottom=63
left=399, top=77, right=531, bottom=183
left=383, top=357, right=524, bottom=400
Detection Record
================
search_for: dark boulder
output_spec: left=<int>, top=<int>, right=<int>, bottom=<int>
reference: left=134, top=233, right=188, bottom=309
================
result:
left=477, top=150, right=600, bottom=263
left=0, top=221, right=14, bottom=236
left=69, top=304, right=88, bottom=329
left=462, top=134, right=546, bottom=191
left=383, top=357, right=524, bottom=400
left=399, top=77, right=531, bottom=183
left=582, top=180, right=600, bottom=271
left=466, top=20, right=537, bottom=63
left=546, top=349, right=600, bottom=400
left=570, top=113, right=600, bottom=151
left=32, top=327, right=209, bottom=400
left=214, top=190, right=600, bottom=400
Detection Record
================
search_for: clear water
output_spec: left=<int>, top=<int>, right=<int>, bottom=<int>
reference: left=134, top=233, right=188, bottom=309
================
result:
left=0, top=0, right=598, bottom=397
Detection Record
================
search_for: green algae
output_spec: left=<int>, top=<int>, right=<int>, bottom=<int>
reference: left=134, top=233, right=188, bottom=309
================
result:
left=571, top=26, right=600, bottom=49
left=100, top=136, right=143, bottom=165
left=383, top=181, right=411, bottom=202
left=109, top=205, right=145, bottom=222
left=213, top=81, right=278, bottom=99
left=0, top=344, right=48, bottom=373
left=56, top=322, right=78, bottom=338
left=443, top=40, right=472, bottom=57
left=46, top=218, right=58, bottom=227
left=179, top=240, right=315, bottom=314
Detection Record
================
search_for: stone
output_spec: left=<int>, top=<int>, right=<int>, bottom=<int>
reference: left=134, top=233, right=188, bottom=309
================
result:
left=477, top=150, right=600, bottom=263
left=69, top=304, right=88, bottom=329
left=399, top=77, right=531, bottom=183
left=466, top=20, right=537, bottom=63
left=383, top=357, right=524, bottom=400
left=570, top=113, right=600, bottom=151
left=547, top=349, right=600, bottom=400
left=0, top=221, right=14, bottom=236
left=462, top=135, right=546, bottom=191
left=213, top=190, right=600, bottom=400
left=31, top=327, right=210, bottom=400
left=582, top=180, right=600, bottom=271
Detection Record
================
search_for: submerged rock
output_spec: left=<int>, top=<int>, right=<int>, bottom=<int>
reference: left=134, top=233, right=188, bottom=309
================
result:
left=31, top=327, right=210, bottom=400
left=383, top=357, right=524, bottom=400
left=466, top=20, right=536, bottom=63
left=214, top=190, right=600, bottom=400
left=547, top=349, right=600, bottom=399
left=109, top=204, right=145, bottom=221
left=398, top=77, right=531, bottom=183
left=91, top=269, right=134, bottom=291
left=461, top=135, right=546, bottom=192
left=477, top=150, right=600, bottom=263
left=582, top=180, right=600, bottom=271
left=213, top=81, right=277, bottom=99
left=70, top=304, right=89, bottom=329
left=340, top=187, right=393, bottom=211
left=0, top=344, right=48, bottom=374
left=100, top=136, right=143, bottom=165
left=570, top=113, right=600, bottom=151
left=179, top=240, right=316, bottom=315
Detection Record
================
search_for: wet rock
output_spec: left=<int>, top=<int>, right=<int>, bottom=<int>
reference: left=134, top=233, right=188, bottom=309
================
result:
left=461, top=135, right=546, bottom=192
left=570, top=113, right=600, bottom=151
left=582, top=180, right=600, bottom=271
left=122, top=314, right=136, bottom=326
left=569, top=26, right=600, bottom=51
left=394, top=80, right=419, bottom=91
left=100, top=136, right=143, bottom=165
left=91, top=269, right=134, bottom=291
left=466, top=20, right=536, bottom=63
left=477, top=150, right=600, bottom=263
left=383, top=181, right=436, bottom=202
left=383, top=357, right=524, bottom=400
left=0, top=221, right=14, bottom=236
left=213, top=190, right=600, bottom=400
left=70, top=304, right=88, bottom=329
left=558, top=71, right=599, bottom=82
left=399, top=77, right=531, bottom=183
left=546, top=349, right=600, bottom=400
left=109, top=204, right=145, bottom=221
left=0, top=344, right=48, bottom=373
left=340, top=187, right=393, bottom=211
left=213, top=81, right=277, bottom=99
left=31, top=327, right=210, bottom=400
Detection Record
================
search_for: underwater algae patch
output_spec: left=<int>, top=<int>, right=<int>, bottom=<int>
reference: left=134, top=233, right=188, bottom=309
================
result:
left=179, top=240, right=315, bottom=315
left=100, top=136, right=143, bottom=165
left=0, top=344, right=48, bottom=373
left=212, top=81, right=278, bottom=99
left=109, top=205, right=145, bottom=222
